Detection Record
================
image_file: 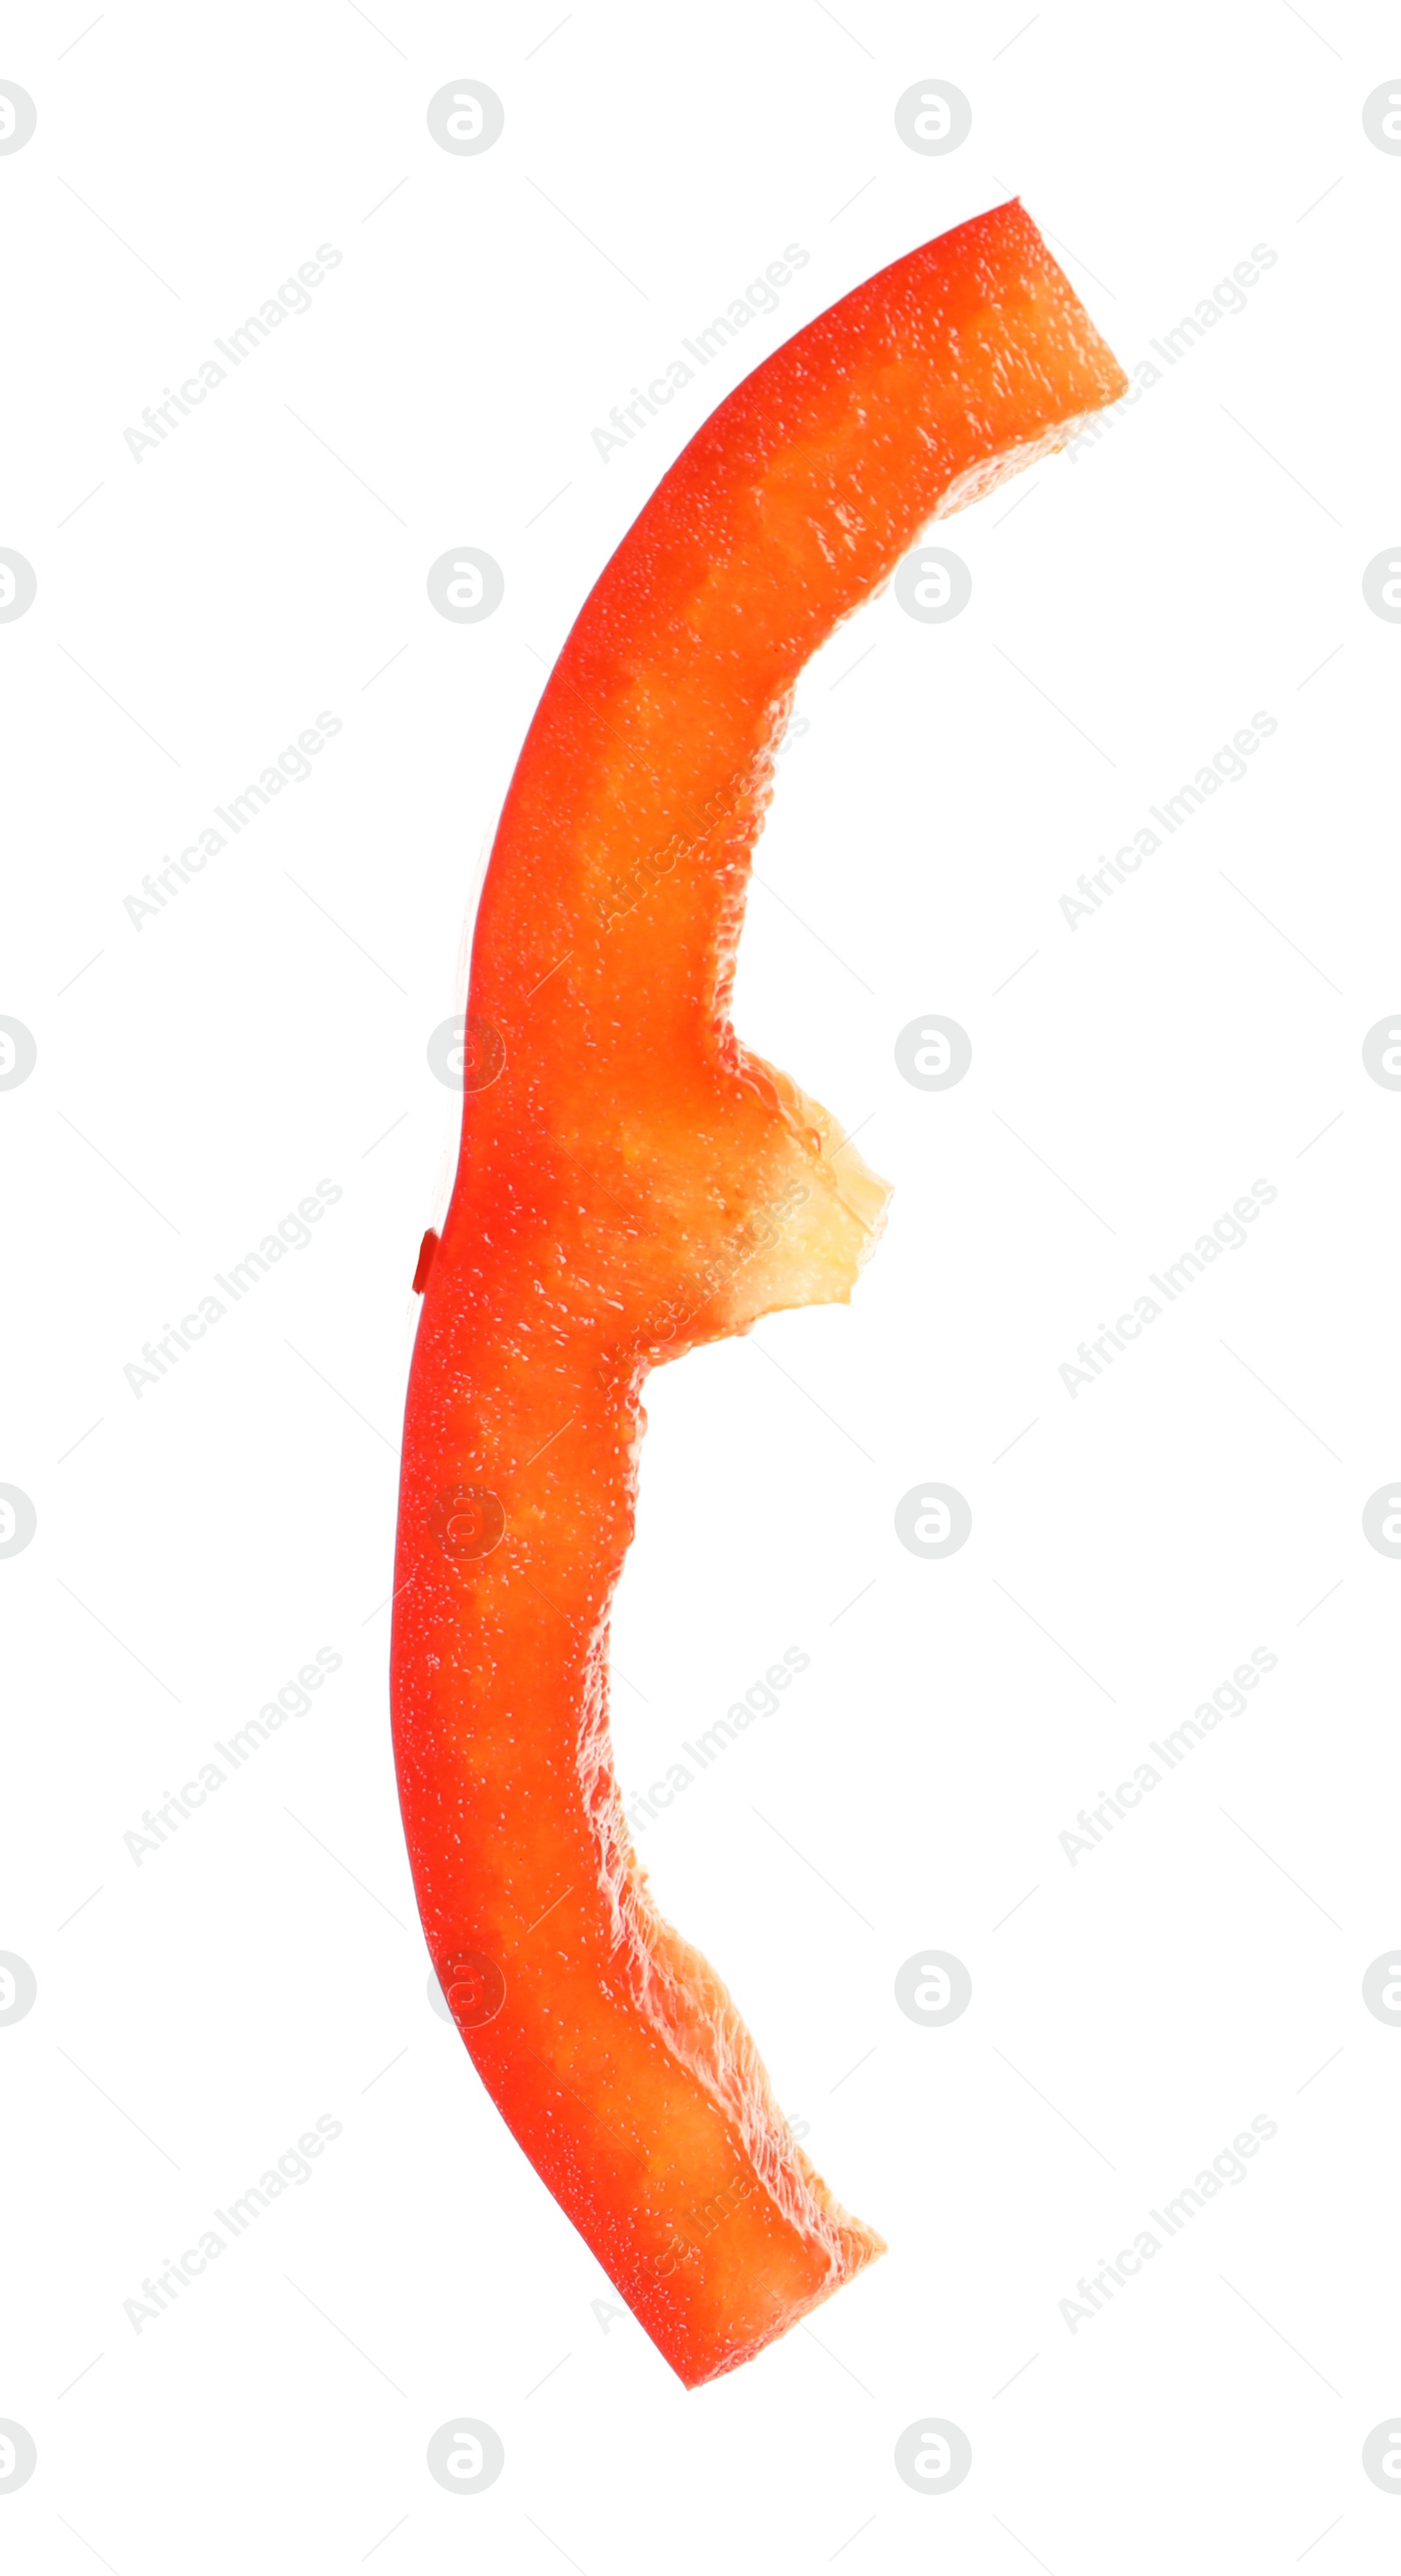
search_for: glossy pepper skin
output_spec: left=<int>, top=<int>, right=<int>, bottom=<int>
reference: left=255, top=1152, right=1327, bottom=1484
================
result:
left=392, top=199, right=1126, bottom=2387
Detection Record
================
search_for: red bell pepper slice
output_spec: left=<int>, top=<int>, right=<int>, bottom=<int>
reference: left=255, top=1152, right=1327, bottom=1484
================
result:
left=392, top=198, right=1125, bottom=2387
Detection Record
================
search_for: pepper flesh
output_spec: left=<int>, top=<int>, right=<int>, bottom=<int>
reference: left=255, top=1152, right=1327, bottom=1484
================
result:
left=392, top=199, right=1126, bottom=2387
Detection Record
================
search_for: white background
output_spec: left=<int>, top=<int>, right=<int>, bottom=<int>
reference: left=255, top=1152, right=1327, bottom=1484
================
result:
left=4, top=2, right=1401, bottom=2567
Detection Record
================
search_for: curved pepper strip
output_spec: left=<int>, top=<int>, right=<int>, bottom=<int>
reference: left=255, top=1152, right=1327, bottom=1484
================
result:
left=392, top=198, right=1126, bottom=2387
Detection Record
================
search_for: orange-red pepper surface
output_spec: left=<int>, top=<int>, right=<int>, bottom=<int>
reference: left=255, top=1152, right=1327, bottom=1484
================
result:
left=392, top=199, right=1126, bottom=2387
